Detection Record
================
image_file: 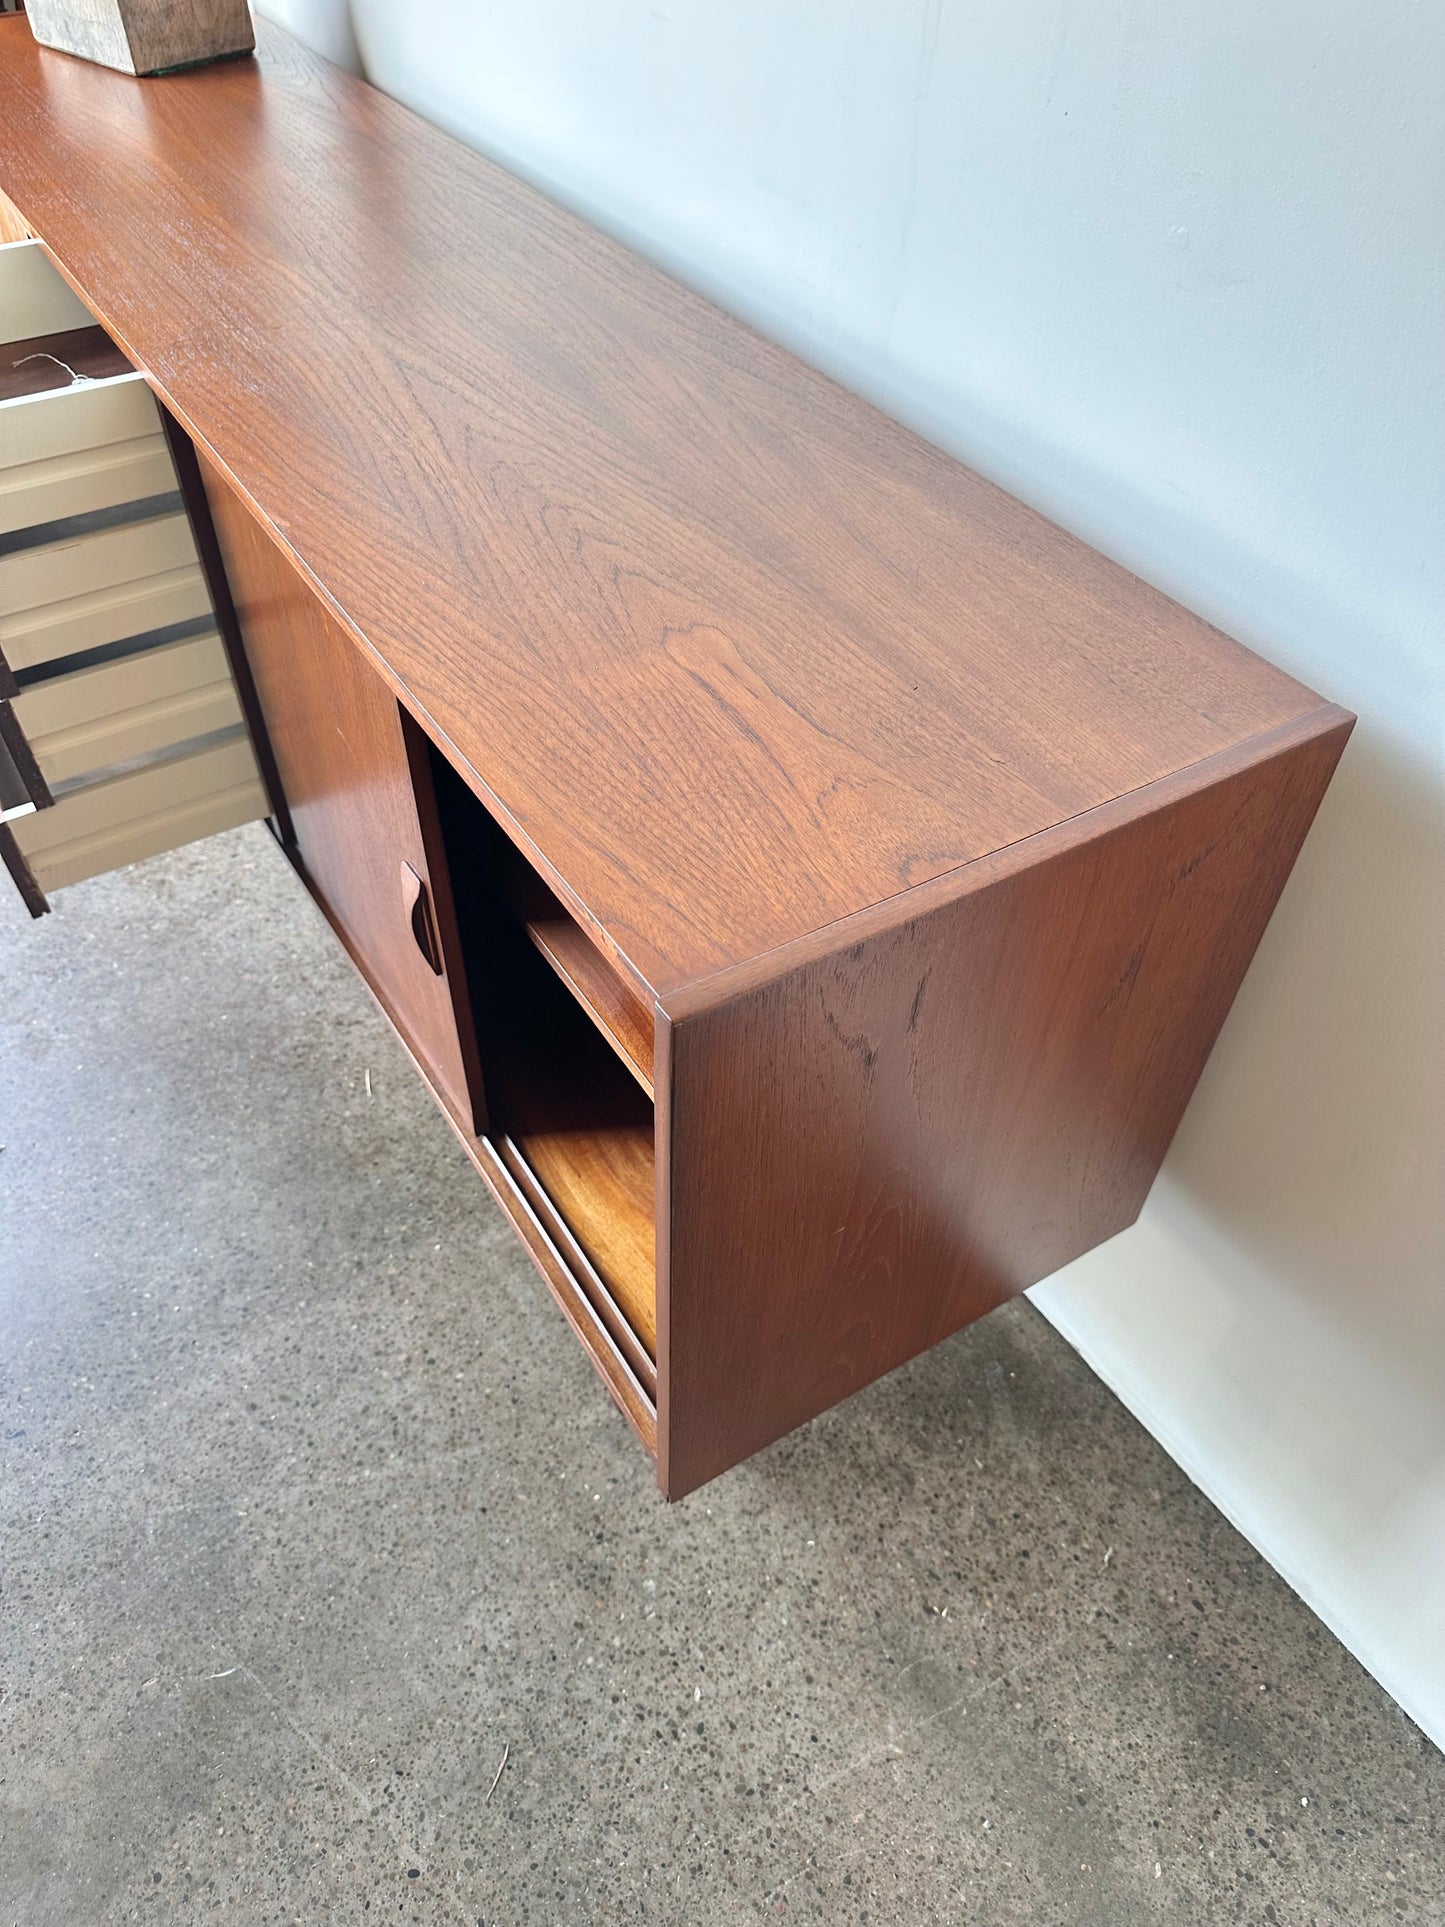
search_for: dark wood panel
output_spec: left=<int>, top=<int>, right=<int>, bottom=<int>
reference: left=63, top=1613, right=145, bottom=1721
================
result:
left=658, top=716, right=1352, bottom=1498
left=197, top=447, right=485, bottom=1131
left=0, top=325, right=131, bottom=401
left=0, top=17, right=1331, bottom=996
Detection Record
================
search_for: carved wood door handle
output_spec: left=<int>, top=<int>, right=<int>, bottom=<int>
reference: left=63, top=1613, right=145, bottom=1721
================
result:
left=401, top=859, right=443, bottom=974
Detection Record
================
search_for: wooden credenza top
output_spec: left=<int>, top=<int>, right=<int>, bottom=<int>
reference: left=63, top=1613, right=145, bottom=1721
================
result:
left=0, top=17, right=1335, bottom=997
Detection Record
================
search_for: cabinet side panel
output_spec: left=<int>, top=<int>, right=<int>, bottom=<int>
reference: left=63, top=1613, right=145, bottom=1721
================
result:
left=660, top=721, right=1350, bottom=1498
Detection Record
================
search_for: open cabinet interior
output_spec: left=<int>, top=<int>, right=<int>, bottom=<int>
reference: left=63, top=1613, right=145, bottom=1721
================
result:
left=0, top=319, right=130, bottom=402
left=427, top=750, right=659, bottom=1402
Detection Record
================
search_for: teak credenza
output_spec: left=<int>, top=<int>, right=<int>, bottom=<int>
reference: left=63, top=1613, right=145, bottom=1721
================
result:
left=0, top=19, right=1352, bottom=1497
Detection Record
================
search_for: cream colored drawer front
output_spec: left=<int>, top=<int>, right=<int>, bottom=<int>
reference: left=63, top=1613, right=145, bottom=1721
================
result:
left=0, top=374, right=174, bottom=535
left=12, top=733, right=266, bottom=893
left=0, top=238, right=93, bottom=342
left=0, top=245, right=273, bottom=907
left=11, top=631, right=243, bottom=787
left=2, top=510, right=194, bottom=607
left=0, top=513, right=209, bottom=673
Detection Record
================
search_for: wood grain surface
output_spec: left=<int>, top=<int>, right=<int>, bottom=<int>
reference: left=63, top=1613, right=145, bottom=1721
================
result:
left=498, top=1067, right=657, bottom=1361
left=23, top=0, right=253, bottom=76
left=480, top=1134, right=658, bottom=1453
left=0, top=16, right=1331, bottom=997
left=198, top=447, right=486, bottom=1133
left=658, top=714, right=1352, bottom=1496
left=0, top=21, right=1357, bottom=1497
left=19, top=0, right=132, bottom=77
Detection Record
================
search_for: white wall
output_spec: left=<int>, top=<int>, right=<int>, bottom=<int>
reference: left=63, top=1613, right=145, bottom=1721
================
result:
left=261, top=0, right=1445, bottom=1743
left=254, top=0, right=358, bottom=70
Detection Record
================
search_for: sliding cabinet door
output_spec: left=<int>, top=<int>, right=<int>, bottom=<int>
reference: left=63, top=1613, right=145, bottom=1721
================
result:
left=198, top=451, right=484, bottom=1131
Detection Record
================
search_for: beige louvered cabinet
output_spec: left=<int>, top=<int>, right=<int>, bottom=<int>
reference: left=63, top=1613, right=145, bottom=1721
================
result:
left=0, top=237, right=267, bottom=909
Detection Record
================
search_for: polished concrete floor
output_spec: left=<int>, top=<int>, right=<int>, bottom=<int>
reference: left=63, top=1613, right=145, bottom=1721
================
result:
left=1, top=823, right=1440, bottom=1926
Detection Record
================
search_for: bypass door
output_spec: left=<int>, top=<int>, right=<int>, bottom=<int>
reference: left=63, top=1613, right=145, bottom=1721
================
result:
left=197, top=450, right=485, bottom=1134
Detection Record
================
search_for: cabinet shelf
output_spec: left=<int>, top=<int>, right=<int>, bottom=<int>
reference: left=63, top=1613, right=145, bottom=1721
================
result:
left=429, top=750, right=658, bottom=1401
left=486, top=967, right=656, bottom=1365
left=501, top=852, right=654, bottom=1097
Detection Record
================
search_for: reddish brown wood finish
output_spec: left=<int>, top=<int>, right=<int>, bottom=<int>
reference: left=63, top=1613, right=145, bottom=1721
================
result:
left=659, top=715, right=1352, bottom=1496
left=478, top=1134, right=658, bottom=1454
left=0, top=17, right=1329, bottom=998
left=197, top=449, right=485, bottom=1133
left=0, top=21, right=1355, bottom=1496
left=493, top=1134, right=657, bottom=1403
left=489, top=1012, right=657, bottom=1359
